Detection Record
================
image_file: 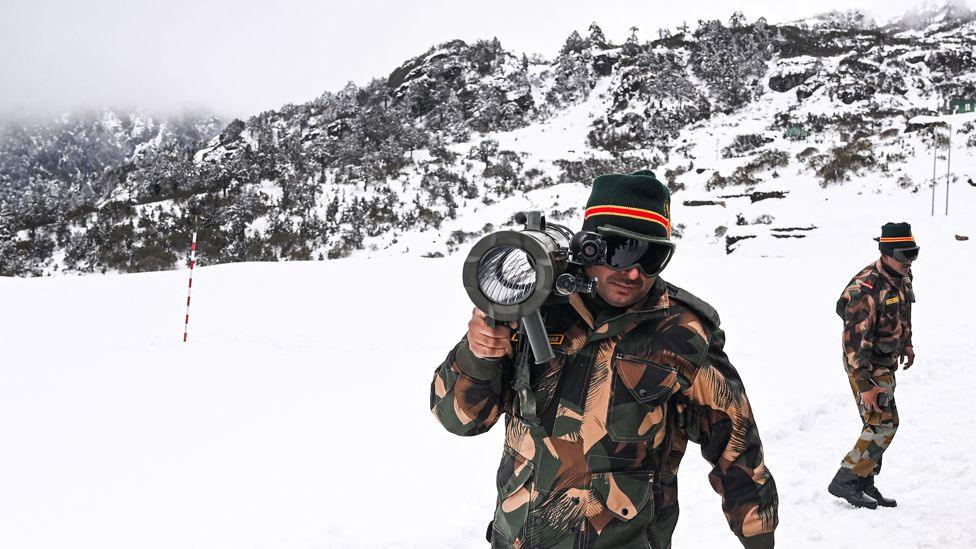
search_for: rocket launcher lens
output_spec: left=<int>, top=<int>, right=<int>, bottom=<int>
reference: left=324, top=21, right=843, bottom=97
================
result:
left=477, top=246, right=538, bottom=305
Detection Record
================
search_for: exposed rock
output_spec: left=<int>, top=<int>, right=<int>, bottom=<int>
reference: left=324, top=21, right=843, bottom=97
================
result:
left=683, top=200, right=727, bottom=207
left=725, top=234, right=756, bottom=254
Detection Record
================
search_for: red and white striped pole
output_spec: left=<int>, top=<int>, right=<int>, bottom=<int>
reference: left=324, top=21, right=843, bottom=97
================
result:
left=183, top=218, right=198, bottom=343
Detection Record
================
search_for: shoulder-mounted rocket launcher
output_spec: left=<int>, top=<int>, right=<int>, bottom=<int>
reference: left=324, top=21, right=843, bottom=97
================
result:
left=462, top=211, right=607, bottom=424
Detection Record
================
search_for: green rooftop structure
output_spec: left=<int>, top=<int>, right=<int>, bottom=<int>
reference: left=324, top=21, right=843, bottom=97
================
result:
left=950, top=98, right=976, bottom=114
left=784, top=126, right=810, bottom=139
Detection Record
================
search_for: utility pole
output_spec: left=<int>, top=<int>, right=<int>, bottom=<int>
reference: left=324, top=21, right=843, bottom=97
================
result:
left=910, top=111, right=976, bottom=217
left=946, top=129, right=952, bottom=215
left=931, top=125, right=937, bottom=217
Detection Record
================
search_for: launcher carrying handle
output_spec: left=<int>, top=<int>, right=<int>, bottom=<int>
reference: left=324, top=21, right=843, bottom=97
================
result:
left=521, top=309, right=555, bottom=364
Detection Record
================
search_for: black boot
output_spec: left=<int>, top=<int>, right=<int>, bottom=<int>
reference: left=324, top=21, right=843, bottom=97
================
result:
left=828, top=467, right=878, bottom=509
left=860, top=476, right=897, bottom=507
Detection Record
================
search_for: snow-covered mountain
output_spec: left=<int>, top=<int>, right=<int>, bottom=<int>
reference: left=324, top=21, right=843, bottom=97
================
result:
left=1, top=6, right=975, bottom=276
left=0, top=108, right=221, bottom=222
left=785, top=9, right=878, bottom=30
left=894, top=0, right=976, bottom=30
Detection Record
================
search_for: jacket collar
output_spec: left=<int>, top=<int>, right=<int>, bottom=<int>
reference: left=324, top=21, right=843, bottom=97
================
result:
left=875, top=258, right=908, bottom=287
left=575, top=277, right=670, bottom=342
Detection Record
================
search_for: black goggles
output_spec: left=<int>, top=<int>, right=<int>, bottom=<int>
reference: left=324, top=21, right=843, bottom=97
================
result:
left=603, top=235, right=675, bottom=276
left=891, top=246, right=919, bottom=262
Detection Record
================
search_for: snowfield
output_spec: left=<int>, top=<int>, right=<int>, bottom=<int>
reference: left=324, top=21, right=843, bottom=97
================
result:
left=1, top=177, right=974, bottom=548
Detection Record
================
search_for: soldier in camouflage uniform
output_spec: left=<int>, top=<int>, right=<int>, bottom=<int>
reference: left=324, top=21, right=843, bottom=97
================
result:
left=430, top=171, right=778, bottom=548
left=828, top=222, right=918, bottom=509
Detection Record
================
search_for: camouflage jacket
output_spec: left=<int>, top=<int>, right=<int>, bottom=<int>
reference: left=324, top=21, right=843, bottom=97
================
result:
left=836, top=259, right=915, bottom=392
left=431, top=277, right=778, bottom=548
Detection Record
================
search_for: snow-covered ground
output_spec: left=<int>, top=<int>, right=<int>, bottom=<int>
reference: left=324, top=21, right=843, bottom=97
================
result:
left=1, top=174, right=974, bottom=547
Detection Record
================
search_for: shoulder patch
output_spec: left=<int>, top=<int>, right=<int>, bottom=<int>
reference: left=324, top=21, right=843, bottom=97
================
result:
left=666, top=282, right=721, bottom=327
left=859, top=271, right=880, bottom=291
left=859, top=268, right=885, bottom=293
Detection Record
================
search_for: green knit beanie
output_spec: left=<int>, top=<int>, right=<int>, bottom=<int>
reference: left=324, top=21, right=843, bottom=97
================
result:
left=581, top=170, right=671, bottom=241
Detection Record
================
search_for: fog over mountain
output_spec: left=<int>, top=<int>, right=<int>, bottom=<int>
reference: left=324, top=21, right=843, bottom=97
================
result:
left=1, top=0, right=966, bottom=116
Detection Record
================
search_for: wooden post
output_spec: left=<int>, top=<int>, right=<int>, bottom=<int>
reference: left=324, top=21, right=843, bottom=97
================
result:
left=183, top=215, right=199, bottom=343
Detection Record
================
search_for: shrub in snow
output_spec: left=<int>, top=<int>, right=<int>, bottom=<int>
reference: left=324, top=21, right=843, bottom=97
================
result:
left=796, top=147, right=820, bottom=160
left=722, top=134, right=771, bottom=158
left=817, top=140, right=878, bottom=186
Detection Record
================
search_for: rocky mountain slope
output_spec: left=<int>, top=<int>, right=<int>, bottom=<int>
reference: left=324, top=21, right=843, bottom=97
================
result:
left=1, top=4, right=975, bottom=276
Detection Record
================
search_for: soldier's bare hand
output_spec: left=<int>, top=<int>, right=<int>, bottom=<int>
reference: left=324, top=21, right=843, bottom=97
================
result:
left=901, top=346, right=915, bottom=370
left=860, top=386, right=888, bottom=413
left=467, top=308, right=515, bottom=359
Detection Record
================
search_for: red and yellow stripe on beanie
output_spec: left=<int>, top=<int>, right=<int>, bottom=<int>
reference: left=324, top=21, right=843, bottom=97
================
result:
left=582, top=170, right=671, bottom=240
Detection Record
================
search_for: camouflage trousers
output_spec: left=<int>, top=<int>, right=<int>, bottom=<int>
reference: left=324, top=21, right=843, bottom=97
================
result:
left=841, top=371, right=899, bottom=478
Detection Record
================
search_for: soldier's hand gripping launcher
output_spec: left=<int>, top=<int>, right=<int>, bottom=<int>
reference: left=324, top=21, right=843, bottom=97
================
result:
left=463, top=211, right=604, bottom=425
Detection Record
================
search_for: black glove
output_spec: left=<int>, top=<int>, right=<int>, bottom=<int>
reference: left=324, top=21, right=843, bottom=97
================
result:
left=901, top=345, right=915, bottom=370
left=739, top=532, right=775, bottom=549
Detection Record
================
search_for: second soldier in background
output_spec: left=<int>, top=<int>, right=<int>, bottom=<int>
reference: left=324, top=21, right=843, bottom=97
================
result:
left=829, top=222, right=918, bottom=509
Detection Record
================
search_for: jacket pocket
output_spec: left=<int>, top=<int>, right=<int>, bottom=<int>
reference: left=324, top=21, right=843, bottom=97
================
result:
left=586, top=470, right=655, bottom=548
left=874, top=340, right=899, bottom=355
left=875, top=300, right=901, bottom=340
left=608, top=353, right=680, bottom=443
left=492, top=447, right=534, bottom=544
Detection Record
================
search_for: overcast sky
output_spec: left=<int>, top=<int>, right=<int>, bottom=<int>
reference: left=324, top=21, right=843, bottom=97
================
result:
left=0, top=0, right=968, bottom=119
